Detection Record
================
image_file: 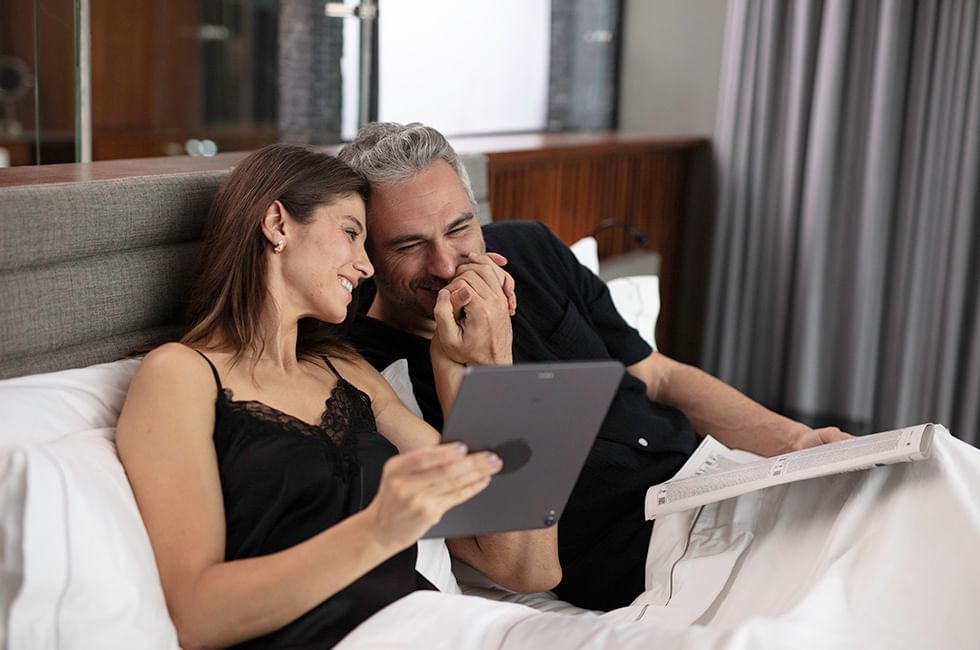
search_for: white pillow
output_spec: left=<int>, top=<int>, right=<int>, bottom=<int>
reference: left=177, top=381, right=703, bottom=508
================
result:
left=0, top=360, right=178, bottom=649
left=606, top=275, right=660, bottom=351
left=380, top=360, right=462, bottom=596
left=0, top=451, right=27, bottom=643
left=8, top=430, right=179, bottom=650
left=569, top=236, right=600, bottom=275
left=0, top=359, right=139, bottom=445
left=569, top=238, right=661, bottom=351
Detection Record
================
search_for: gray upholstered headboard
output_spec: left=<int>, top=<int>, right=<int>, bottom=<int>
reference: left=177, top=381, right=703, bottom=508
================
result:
left=0, top=154, right=490, bottom=380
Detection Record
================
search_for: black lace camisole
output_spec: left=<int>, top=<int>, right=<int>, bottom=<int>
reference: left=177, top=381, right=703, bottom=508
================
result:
left=195, top=351, right=433, bottom=649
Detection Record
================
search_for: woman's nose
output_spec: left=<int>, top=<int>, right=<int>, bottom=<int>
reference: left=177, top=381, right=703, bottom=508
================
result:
left=355, top=249, right=374, bottom=279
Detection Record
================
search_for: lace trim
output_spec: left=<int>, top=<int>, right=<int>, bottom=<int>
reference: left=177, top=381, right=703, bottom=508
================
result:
left=219, top=378, right=376, bottom=448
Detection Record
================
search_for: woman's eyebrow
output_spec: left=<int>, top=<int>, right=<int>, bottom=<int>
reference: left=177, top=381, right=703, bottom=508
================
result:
left=340, top=215, right=365, bottom=232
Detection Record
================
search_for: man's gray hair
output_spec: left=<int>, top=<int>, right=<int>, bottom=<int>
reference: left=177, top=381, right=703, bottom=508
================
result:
left=338, top=122, right=477, bottom=208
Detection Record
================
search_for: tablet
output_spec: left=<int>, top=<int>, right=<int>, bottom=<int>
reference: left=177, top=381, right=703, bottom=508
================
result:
left=423, top=360, right=624, bottom=539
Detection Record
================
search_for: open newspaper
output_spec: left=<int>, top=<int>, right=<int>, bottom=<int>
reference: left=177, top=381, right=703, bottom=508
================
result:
left=645, top=423, right=940, bottom=519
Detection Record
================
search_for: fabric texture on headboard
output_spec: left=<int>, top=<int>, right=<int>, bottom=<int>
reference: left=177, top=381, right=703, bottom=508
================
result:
left=0, top=172, right=224, bottom=379
left=0, top=154, right=490, bottom=380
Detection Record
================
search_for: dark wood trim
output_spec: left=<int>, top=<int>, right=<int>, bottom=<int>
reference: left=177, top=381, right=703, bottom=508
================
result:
left=480, top=134, right=706, bottom=354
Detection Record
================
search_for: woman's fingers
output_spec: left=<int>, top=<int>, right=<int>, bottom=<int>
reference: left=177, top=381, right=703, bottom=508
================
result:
left=389, top=440, right=468, bottom=473
left=436, top=473, right=493, bottom=512
left=389, top=447, right=501, bottom=503
left=417, top=451, right=502, bottom=496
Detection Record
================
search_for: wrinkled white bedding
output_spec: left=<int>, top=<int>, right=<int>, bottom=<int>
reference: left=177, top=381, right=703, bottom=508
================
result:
left=337, top=429, right=980, bottom=649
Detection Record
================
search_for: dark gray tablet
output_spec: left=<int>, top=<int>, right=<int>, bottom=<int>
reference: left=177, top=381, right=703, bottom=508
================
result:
left=423, top=360, right=624, bottom=539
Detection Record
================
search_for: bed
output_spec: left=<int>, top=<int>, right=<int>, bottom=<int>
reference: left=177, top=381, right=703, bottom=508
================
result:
left=1, top=161, right=978, bottom=650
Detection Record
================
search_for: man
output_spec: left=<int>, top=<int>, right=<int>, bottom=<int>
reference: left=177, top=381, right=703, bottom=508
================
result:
left=338, top=122, right=849, bottom=611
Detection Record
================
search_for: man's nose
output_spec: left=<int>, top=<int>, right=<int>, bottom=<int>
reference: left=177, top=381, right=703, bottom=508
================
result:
left=426, top=241, right=459, bottom=280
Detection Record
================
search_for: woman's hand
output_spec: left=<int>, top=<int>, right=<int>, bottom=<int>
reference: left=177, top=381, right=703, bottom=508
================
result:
left=364, top=442, right=502, bottom=554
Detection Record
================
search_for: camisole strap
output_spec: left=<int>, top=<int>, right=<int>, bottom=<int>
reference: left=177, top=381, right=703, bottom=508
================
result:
left=322, top=356, right=343, bottom=380
left=193, top=349, right=223, bottom=391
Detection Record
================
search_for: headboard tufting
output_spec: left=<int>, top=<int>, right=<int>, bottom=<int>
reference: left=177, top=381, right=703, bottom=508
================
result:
left=0, top=171, right=226, bottom=379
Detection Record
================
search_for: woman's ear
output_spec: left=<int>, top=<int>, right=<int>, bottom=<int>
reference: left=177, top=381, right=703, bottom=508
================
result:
left=260, top=200, right=287, bottom=248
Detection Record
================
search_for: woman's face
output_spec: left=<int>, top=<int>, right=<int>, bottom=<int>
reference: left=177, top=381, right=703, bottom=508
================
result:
left=278, top=193, right=374, bottom=324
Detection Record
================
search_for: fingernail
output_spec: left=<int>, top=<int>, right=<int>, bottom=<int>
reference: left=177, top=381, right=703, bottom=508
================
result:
left=486, top=452, right=502, bottom=466
left=455, top=443, right=468, bottom=455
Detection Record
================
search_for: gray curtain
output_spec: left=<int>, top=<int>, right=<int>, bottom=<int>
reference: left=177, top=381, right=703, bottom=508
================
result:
left=705, top=0, right=980, bottom=444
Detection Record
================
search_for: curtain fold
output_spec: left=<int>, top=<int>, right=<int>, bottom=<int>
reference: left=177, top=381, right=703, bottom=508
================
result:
left=707, top=0, right=980, bottom=444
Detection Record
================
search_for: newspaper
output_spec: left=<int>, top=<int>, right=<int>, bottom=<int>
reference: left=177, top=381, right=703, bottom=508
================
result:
left=645, top=423, right=939, bottom=519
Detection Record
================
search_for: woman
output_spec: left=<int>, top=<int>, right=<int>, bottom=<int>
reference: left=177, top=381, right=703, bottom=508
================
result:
left=115, top=144, right=543, bottom=649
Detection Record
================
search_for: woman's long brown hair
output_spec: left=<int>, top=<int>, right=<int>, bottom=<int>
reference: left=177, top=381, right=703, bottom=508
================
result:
left=181, top=143, right=369, bottom=366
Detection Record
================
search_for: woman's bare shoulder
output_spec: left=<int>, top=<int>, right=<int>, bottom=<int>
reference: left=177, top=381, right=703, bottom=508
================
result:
left=139, top=341, right=207, bottom=373
left=131, top=342, right=219, bottom=397
left=117, top=343, right=220, bottom=450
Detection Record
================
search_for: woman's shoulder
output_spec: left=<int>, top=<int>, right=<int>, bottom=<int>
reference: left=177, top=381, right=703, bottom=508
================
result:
left=328, top=352, right=383, bottom=385
left=136, top=342, right=219, bottom=390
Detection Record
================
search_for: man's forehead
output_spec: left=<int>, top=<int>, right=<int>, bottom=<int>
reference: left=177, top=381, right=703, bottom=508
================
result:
left=367, top=163, right=473, bottom=234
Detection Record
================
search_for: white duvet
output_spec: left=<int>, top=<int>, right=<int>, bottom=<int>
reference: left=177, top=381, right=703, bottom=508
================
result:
left=337, top=429, right=980, bottom=650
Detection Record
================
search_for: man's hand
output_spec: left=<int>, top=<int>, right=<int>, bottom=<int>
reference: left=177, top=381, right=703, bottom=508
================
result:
left=788, top=425, right=853, bottom=451
left=433, top=252, right=515, bottom=366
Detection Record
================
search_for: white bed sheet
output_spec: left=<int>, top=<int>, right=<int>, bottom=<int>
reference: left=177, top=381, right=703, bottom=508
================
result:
left=337, top=429, right=980, bottom=649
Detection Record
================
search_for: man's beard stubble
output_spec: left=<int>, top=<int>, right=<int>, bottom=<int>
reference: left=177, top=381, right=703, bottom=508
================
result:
left=373, top=271, right=447, bottom=322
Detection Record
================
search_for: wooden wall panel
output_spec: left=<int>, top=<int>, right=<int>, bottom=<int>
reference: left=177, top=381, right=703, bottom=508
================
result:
left=486, top=140, right=700, bottom=355
left=91, top=0, right=201, bottom=159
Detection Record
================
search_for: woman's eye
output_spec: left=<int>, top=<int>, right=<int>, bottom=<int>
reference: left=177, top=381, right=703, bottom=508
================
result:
left=345, top=229, right=359, bottom=240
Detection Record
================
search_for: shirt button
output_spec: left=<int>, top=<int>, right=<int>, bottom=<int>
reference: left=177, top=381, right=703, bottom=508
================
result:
left=637, top=437, right=649, bottom=447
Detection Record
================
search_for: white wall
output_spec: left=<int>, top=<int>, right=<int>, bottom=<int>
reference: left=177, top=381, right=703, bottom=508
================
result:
left=619, top=0, right=727, bottom=135
left=378, top=0, right=550, bottom=137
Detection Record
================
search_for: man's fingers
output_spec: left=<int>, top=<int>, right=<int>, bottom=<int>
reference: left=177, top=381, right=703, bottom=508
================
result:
left=449, top=285, right=472, bottom=315
left=449, top=268, right=498, bottom=302
left=465, top=252, right=510, bottom=288
left=817, top=427, right=853, bottom=443
left=465, top=252, right=516, bottom=315
left=433, top=288, right=464, bottom=344
left=486, top=251, right=508, bottom=267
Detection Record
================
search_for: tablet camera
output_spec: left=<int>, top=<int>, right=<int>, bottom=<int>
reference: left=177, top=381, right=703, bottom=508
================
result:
left=492, top=439, right=532, bottom=475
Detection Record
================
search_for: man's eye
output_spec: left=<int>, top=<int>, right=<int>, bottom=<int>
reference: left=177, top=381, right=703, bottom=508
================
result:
left=395, top=242, right=422, bottom=253
left=448, top=226, right=468, bottom=236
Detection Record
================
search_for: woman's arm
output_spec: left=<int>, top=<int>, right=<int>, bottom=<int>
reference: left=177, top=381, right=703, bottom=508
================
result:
left=118, top=344, right=496, bottom=649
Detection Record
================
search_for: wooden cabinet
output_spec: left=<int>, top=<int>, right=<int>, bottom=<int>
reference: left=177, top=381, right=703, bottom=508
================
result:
left=455, top=133, right=707, bottom=355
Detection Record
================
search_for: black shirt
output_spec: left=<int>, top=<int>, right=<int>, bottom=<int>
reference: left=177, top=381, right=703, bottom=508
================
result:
left=198, top=352, right=433, bottom=649
left=350, top=221, right=697, bottom=611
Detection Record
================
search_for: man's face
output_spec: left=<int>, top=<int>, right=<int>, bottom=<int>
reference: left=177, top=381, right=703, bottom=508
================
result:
left=366, top=160, right=486, bottom=329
